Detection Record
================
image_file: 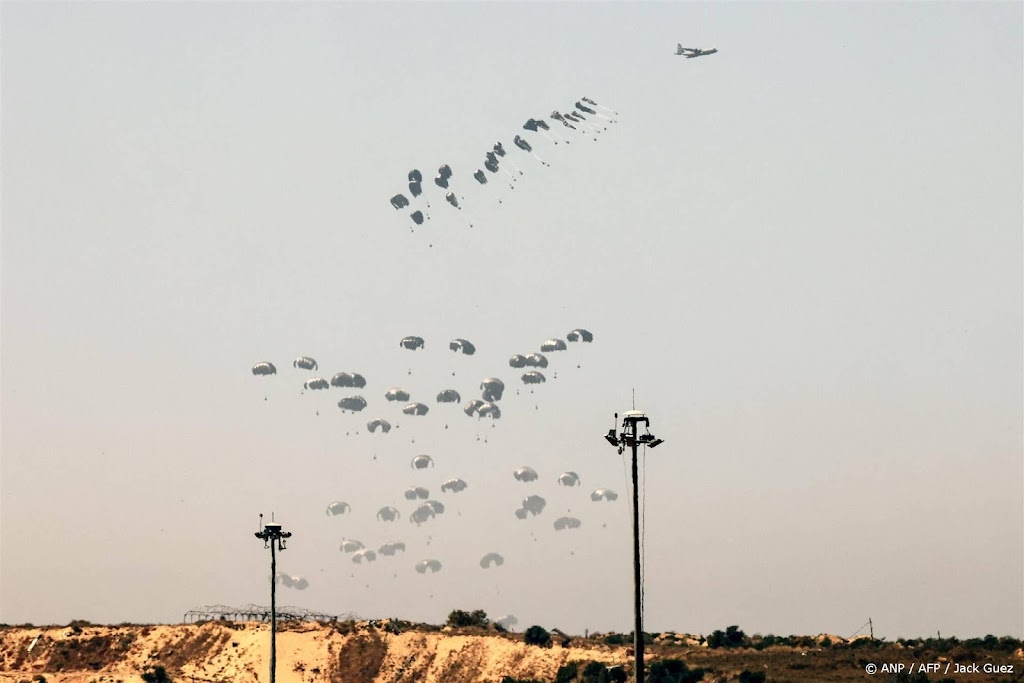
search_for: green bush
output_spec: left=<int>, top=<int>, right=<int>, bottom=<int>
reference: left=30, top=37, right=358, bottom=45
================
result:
left=707, top=627, right=744, bottom=649
left=603, top=633, right=626, bottom=646
left=446, top=609, right=489, bottom=628
left=140, top=666, right=172, bottom=683
left=738, top=671, right=765, bottom=683
left=555, top=662, right=578, bottom=683
left=648, top=658, right=705, bottom=683
left=582, top=661, right=607, bottom=682
left=524, top=625, right=552, bottom=648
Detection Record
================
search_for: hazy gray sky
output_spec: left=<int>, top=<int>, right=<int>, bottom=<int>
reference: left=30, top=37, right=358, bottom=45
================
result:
left=2, top=1, right=1021, bottom=638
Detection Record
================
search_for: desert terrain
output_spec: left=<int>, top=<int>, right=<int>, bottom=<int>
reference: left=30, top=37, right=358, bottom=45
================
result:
left=0, top=619, right=1021, bottom=683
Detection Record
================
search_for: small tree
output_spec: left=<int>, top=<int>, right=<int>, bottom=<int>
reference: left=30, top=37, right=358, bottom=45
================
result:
left=648, top=659, right=705, bottom=683
left=707, top=625, right=746, bottom=649
left=555, top=662, right=579, bottom=683
left=141, top=666, right=172, bottom=683
left=524, top=625, right=552, bottom=648
left=446, top=609, right=489, bottom=628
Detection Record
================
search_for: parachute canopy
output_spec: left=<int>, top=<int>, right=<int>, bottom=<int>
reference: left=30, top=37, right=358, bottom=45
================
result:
left=403, top=402, right=429, bottom=416
left=390, top=194, right=410, bottom=210
left=252, top=362, right=277, bottom=376
left=400, top=336, right=425, bottom=350
left=478, top=402, right=501, bottom=419
left=591, top=488, right=619, bottom=502
left=441, top=478, right=468, bottom=493
left=525, top=353, right=548, bottom=368
left=450, top=338, right=476, bottom=355
left=480, top=552, right=505, bottom=569
left=436, top=389, right=461, bottom=404
left=411, top=455, right=434, bottom=470
left=379, top=541, right=406, bottom=556
left=326, top=501, right=351, bottom=516
left=514, top=466, right=538, bottom=483
left=294, top=357, right=318, bottom=371
left=340, top=539, right=364, bottom=553
left=276, top=573, right=309, bottom=590
left=567, top=328, right=594, bottom=342
left=416, top=559, right=442, bottom=574
left=480, top=377, right=505, bottom=402
left=331, top=372, right=367, bottom=388
left=385, top=387, right=411, bottom=402
left=522, top=371, right=546, bottom=384
left=509, top=355, right=528, bottom=369
left=367, top=418, right=392, bottom=434
left=410, top=504, right=436, bottom=525
left=521, top=494, right=546, bottom=516
left=540, top=339, right=567, bottom=352
left=304, top=377, right=329, bottom=391
left=405, top=486, right=430, bottom=500
left=338, top=396, right=367, bottom=412
left=558, top=472, right=580, bottom=487
left=352, top=548, right=377, bottom=564
left=554, top=516, right=582, bottom=531
left=377, top=506, right=401, bottom=522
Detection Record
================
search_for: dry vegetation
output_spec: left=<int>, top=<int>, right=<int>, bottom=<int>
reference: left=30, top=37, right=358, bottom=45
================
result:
left=0, top=619, right=1020, bottom=683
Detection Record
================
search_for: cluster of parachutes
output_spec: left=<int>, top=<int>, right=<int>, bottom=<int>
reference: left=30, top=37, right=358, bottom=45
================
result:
left=388, top=97, right=618, bottom=230
left=318, top=457, right=619, bottom=581
left=253, top=326, right=620, bottom=585
left=250, top=327, right=593, bottom=427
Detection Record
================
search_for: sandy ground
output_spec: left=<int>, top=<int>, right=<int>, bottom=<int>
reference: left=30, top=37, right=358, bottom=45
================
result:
left=0, top=620, right=628, bottom=683
left=3, top=623, right=1020, bottom=683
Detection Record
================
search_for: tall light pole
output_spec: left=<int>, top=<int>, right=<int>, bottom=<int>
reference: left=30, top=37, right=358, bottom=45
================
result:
left=254, top=515, right=292, bottom=683
left=604, top=411, right=664, bottom=683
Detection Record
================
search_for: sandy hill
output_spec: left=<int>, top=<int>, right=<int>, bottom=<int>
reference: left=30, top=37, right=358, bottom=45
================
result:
left=1, top=620, right=1021, bottom=683
left=0, top=620, right=626, bottom=683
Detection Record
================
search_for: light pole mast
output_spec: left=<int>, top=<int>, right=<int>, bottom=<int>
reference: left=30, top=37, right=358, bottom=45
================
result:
left=604, top=411, right=664, bottom=683
left=255, top=515, right=292, bottom=683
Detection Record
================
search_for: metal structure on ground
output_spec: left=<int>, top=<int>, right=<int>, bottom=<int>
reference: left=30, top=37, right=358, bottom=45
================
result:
left=604, top=410, right=664, bottom=683
left=254, top=516, right=292, bottom=683
left=183, top=604, right=353, bottom=624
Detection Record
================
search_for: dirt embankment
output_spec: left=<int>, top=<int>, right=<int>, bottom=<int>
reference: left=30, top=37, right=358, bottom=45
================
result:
left=2, top=622, right=1021, bottom=683
left=0, top=620, right=626, bottom=683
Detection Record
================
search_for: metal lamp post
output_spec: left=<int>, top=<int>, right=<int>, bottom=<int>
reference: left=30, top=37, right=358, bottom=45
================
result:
left=254, top=515, right=292, bottom=683
left=604, top=411, right=664, bottom=683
